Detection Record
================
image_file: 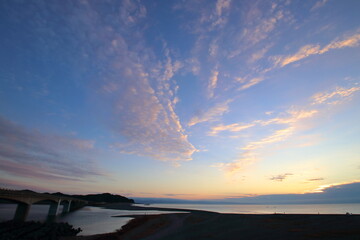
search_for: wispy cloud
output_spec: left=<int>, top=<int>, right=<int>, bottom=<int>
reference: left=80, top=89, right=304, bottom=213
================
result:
left=307, top=178, right=324, bottom=182
left=214, top=84, right=360, bottom=174
left=216, top=0, right=231, bottom=17
left=273, top=31, right=360, bottom=68
left=175, top=0, right=232, bottom=33
left=239, top=30, right=360, bottom=91
left=208, top=68, right=219, bottom=98
left=273, top=44, right=321, bottom=67
left=229, top=3, right=287, bottom=58
left=242, top=127, right=294, bottom=151
left=312, top=86, right=360, bottom=105
left=248, top=45, right=272, bottom=64
left=257, top=109, right=318, bottom=126
left=0, top=177, right=56, bottom=192
left=269, top=173, right=293, bottom=182
left=210, top=108, right=318, bottom=145
left=310, top=0, right=328, bottom=11
left=244, top=10, right=284, bottom=46
left=174, top=1, right=291, bottom=94
left=0, top=116, right=106, bottom=182
left=188, top=100, right=232, bottom=126
left=212, top=0, right=232, bottom=28
left=213, top=151, right=257, bottom=175
left=110, top=76, right=197, bottom=161
left=222, top=181, right=360, bottom=204
left=209, top=123, right=255, bottom=136
left=118, top=0, right=147, bottom=25
left=64, top=1, right=197, bottom=163
left=239, top=77, right=265, bottom=91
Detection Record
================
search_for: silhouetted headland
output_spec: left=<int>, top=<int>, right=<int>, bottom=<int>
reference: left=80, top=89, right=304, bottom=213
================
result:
left=50, top=192, right=135, bottom=205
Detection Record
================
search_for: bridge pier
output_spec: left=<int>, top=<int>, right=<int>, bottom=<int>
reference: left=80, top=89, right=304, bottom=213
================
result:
left=1, top=189, right=87, bottom=222
left=14, top=202, right=31, bottom=221
left=47, top=201, right=60, bottom=221
left=62, top=200, right=72, bottom=214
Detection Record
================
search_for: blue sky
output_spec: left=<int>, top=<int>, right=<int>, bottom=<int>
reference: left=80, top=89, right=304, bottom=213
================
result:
left=0, top=0, right=359, bottom=200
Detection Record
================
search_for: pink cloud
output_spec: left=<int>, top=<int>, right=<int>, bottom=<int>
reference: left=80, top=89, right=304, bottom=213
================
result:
left=273, top=31, right=360, bottom=68
left=0, top=117, right=106, bottom=182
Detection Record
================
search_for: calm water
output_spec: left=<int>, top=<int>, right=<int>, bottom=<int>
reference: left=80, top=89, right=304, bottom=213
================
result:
left=139, top=203, right=360, bottom=214
left=0, top=204, right=184, bottom=235
left=57, top=207, right=186, bottom=235
left=1, top=203, right=359, bottom=235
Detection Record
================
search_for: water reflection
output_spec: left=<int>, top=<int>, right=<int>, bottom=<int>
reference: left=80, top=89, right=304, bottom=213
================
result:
left=57, top=206, right=132, bottom=235
left=0, top=204, right=185, bottom=236
left=0, top=204, right=54, bottom=222
left=2, top=203, right=360, bottom=236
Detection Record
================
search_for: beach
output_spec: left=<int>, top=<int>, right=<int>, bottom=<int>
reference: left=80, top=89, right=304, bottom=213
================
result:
left=61, top=204, right=360, bottom=240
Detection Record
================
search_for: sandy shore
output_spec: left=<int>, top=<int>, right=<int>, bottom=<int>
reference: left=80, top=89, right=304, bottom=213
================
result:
left=103, top=202, right=213, bottom=213
left=61, top=204, right=360, bottom=240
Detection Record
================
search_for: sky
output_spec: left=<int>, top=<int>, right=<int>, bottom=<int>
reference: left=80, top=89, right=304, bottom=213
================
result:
left=0, top=0, right=360, bottom=201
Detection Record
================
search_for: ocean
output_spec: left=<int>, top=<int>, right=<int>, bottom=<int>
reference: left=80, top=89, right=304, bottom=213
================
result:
left=137, top=203, right=360, bottom=214
left=1, top=203, right=359, bottom=236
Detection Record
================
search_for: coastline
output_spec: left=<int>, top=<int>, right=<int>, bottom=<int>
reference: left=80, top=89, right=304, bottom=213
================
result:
left=104, top=202, right=215, bottom=213
left=61, top=204, right=360, bottom=240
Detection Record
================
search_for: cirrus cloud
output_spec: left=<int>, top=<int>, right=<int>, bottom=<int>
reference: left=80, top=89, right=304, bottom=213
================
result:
left=0, top=116, right=106, bottom=183
left=188, top=100, right=232, bottom=127
left=273, top=31, right=360, bottom=68
left=214, top=84, right=360, bottom=174
left=66, top=1, right=197, bottom=163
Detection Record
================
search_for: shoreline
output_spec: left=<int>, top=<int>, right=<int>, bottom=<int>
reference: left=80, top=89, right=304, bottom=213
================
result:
left=104, top=202, right=216, bottom=214
left=61, top=203, right=360, bottom=240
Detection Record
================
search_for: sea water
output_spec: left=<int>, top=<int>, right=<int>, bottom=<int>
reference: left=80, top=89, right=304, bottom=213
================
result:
left=1, top=203, right=359, bottom=235
left=0, top=204, right=183, bottom=235
left=137, top=203, right=360, bottom=214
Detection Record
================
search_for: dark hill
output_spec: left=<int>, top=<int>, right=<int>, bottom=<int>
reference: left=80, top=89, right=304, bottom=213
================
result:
left=73, top=193, right=134, bottom=204
left=51, top=192, right=134, bottom=204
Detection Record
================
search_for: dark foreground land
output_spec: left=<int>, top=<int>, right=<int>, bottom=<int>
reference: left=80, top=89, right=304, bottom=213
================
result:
left=61, top=204, right=360, bottom=240
left=0, top=220, right=81, bottom=240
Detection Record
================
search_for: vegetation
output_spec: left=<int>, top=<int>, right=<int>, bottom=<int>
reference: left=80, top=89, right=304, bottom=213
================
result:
left=0, top=220, right=81, bottom=240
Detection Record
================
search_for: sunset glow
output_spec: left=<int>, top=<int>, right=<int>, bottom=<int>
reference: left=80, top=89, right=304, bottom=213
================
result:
left=0, top=0, right=359, bottom=200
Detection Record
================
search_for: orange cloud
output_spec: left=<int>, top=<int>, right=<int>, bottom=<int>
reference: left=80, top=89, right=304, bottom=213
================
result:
left=213, top=151, right=258, bottom=175
left=309, top=180, right=360, bottom=193
left=239, top=77, right=265, bottom=90
left=274, top=44, right=321, bottom=67
left=208, top=123, right=255, bottom=136
left=258, top=109, right=318, bottom=125
left=312, top=86, right=360, bottom=105
left=215, top=83, right=359, bottom=175
left=242, top=127, right=294, bottom=150
left=273, top=32, right=360, bottom=67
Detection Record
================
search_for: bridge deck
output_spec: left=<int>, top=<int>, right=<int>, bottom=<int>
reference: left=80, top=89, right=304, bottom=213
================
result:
left=0, top=188, right=87, bottom=221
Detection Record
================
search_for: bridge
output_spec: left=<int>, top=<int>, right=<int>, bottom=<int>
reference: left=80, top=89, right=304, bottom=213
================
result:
left=0, top=188, right=87, bottom=221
